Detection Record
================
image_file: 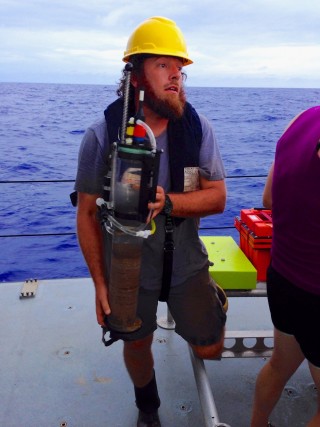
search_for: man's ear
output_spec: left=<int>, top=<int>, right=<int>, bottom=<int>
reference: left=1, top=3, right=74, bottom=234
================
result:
left=131, top=74, right=138, bottom=88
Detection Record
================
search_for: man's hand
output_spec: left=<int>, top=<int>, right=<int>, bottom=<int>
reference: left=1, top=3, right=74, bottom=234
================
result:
left=95, top=283, right=111, bottom=326
left=147, top=186, right=166, bottom=220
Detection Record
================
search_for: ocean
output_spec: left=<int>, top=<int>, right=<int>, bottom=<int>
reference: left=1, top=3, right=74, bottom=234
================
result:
left=1, top=82, right=319, bottom=282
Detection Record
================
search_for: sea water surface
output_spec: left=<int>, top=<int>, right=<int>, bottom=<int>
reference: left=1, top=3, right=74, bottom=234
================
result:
left=1, top=83, right=319, bottom=282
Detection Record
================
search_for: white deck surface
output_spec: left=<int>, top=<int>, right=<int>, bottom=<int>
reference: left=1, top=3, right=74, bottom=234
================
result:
left=0, top=278, right=316, bottom=427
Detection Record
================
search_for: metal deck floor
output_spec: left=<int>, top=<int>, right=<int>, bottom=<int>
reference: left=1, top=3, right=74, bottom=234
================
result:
left=0, top=278, right=317, bottom=427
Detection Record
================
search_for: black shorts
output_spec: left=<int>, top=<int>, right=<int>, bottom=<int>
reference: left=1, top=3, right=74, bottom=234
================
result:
left=115, top=268, right=226, bottom=346
left=267, top=264, right=320, bottom=367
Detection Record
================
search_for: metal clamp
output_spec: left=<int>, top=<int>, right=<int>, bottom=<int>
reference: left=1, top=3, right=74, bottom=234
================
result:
left=20, top=278, right=39, bottom=298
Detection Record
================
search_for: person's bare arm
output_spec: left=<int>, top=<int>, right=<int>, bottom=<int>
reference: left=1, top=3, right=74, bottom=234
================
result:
left=77, top=192, right=110, bottom=325
left=168, top=175, right=226, bottom=217
left=263, top=162, right=274, bottom=209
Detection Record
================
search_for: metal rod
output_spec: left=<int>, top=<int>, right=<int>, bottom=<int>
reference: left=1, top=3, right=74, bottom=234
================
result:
left=226, top=289, right=267, bottom=297
left=157, top=306, right=175, bottom=330
left=226, top=282, right=267, bottom=298
left=120, top=62, right=133, bottom=144
left=188, top=346, right=225, bottom=427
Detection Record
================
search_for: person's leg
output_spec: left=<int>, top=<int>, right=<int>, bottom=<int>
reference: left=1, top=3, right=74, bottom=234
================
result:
left=190, top=328, right=225, bottom=359
left=119, top=287, right=161, bottom=426
left=121, top=286, right=159, bottom=387
left=306, top=363, right=320, bottom=427
left=168, top=269, right=227, bottom=360
left=191, top=282, right=227, bottom=359
left=124, top=335, right=161, bottom=426
left=124, top=334, right=155, bottom=387
left=250, top=328, right=305, bottom=427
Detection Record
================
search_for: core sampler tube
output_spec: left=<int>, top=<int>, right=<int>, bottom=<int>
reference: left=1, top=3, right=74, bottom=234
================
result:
left=105, top=230, right=143, bottom=333
left=98, top=65, right=160, bottom=337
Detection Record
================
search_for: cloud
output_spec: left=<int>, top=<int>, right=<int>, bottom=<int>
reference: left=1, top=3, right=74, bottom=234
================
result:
left=1, top=0, right=320, bottom=86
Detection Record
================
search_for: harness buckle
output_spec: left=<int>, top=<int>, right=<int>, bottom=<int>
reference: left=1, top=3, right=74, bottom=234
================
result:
left=164, top=215, right=175, bottom=252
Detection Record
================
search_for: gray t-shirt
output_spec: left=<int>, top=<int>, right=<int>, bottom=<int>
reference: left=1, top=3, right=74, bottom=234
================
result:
left=75, top=112, right=226, bottom=290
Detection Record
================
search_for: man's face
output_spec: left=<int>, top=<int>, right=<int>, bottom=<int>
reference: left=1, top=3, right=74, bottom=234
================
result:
left=135, top=56, right=186, bottom=120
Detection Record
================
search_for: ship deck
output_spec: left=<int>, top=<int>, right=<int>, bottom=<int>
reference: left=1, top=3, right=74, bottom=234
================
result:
left=1, top=278, right=316, bottom=427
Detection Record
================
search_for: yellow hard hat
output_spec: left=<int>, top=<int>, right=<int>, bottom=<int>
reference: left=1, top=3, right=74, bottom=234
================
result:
left=123, top=16, right=193, bottom=65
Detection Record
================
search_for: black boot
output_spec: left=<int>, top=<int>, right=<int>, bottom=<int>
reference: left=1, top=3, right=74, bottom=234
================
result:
left=134, top=371, right=161, bottom=427
left=137, top=410, right=161, bottom=427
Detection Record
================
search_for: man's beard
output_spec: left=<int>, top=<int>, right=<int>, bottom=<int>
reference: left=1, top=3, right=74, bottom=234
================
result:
left=138, top=76, right=186, bottom=120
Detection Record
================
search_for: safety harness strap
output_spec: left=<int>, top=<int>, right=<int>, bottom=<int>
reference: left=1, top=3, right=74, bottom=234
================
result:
left=159, top=215, right=175, bottom=302
left=102, top=327, right=119, bottom=347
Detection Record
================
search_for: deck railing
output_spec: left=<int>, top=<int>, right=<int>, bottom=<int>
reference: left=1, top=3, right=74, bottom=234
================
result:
left=0, top=174, right=267, bottom=238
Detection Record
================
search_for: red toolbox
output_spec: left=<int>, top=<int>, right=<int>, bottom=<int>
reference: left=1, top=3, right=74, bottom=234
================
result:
left=235, top=209, right=272, bottom=281
left=240, top=209, right=272, bottom=237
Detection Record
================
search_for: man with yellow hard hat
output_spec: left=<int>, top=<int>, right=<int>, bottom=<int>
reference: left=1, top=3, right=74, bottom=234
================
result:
left=74, top=16, right=227, bottom=427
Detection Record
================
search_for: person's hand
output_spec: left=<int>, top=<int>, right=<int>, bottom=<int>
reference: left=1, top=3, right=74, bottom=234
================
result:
left=95, top=283, right=111, bottom=326
left=147, top=186, right=166, bottom=220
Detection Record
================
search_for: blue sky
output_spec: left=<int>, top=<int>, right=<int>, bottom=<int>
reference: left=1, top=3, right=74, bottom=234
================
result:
left=1, top=0, right=320, bottom=87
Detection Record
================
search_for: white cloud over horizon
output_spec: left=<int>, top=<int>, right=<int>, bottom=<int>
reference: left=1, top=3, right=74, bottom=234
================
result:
left=1, top=0, right=320, bottom=88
